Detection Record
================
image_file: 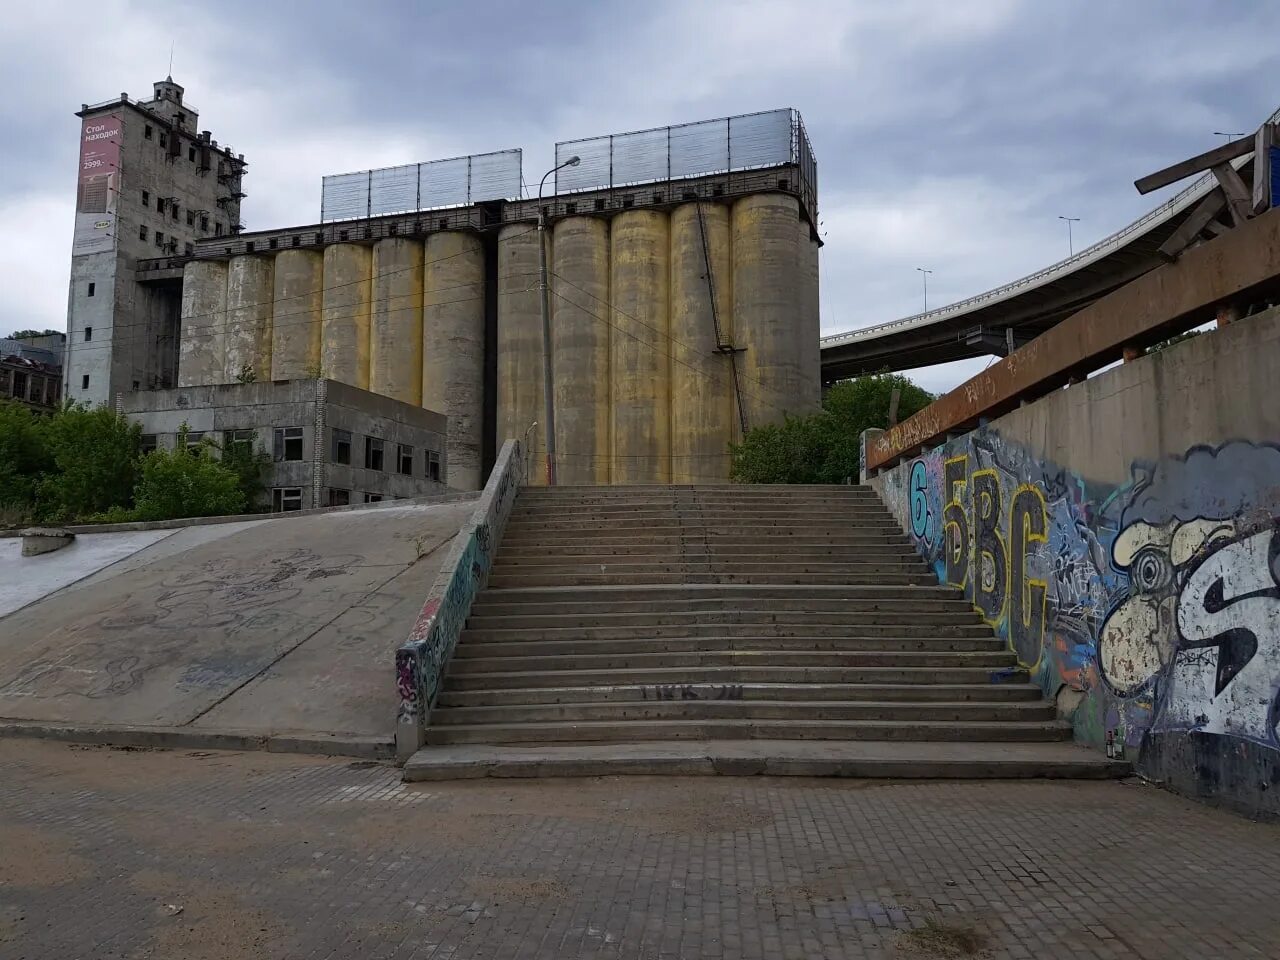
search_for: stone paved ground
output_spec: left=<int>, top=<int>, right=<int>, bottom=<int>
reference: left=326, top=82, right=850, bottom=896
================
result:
left=0, top=740, right=1276, bottom=960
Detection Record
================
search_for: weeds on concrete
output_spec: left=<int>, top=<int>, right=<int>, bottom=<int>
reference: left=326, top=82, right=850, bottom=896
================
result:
left=897, top=915, right=987, bottom=957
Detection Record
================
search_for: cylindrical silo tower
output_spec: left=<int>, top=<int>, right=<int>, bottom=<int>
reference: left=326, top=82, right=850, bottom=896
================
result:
left=321, top=243, right=372, bottom=390
left=223, top=255, right=274, bottom=383
left=495, top=223, right=545, bottom=485
left=551, top=216, right=611, bottom=485
left=370, top=237, right=424, bottom=405
left=271, top=249, right=323, bottom=381
left=731, top=194, right=805, bottom=427
left=609, top=209, right=670, bottom=484
left=796, top=219, right=822, bottom=412
left=670, top=202, right=736, bottom=483
left=423, top=232, right=485, bottom=490
left=178, top=259, right=228, bottom=386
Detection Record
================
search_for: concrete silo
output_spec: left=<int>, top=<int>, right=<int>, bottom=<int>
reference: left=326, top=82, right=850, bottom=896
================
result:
left=271, top=249, right=324, bottom=381
left=551, top=217, right=611, bottom=485
left=178, top=259, right=228, bottom=386
left=669, top=202, right=736, bottom=483
left=796, top=219, right=822, bottom=412
left=495, top=224, right=544, bottom=483
left=731, top=194, right=806, bottom=427
left=370, top=238, right=424, bottom=406
left=609, top=209, right=670, bottom=484
left=321, top=244, right=372, bottom=390
left=423, top=232, right=485, bottom=490
left=223, top=255, right=274, bottom=383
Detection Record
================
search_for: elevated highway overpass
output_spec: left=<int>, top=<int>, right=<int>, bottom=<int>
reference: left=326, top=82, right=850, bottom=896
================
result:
left=820, top=108, right=1279, bottom=380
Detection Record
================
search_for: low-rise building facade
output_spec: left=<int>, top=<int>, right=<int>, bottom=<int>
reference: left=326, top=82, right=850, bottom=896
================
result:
left=120, top=379, right=448, bottom=511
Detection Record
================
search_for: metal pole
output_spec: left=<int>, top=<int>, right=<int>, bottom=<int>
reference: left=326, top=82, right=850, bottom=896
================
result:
left=1058, top=215, right=1080, bottom=256
left=538, top=206, right=556, bottom=486
left=537, top=156, right=581, bottom=486
left=916, top=267, right=932, bottom=312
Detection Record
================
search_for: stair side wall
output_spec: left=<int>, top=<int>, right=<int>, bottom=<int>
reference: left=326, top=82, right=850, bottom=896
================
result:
left=867, top=306, right=1280, bottom=820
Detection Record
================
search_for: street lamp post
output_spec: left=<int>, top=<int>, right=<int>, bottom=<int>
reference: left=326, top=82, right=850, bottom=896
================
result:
left=1058, top=215, right=1081, bottom=256
left=1214, top=131, right=1247, bottom=144
left=537, top=155, right=581, bottom=486
left=915, top=267, right=932, bottom=312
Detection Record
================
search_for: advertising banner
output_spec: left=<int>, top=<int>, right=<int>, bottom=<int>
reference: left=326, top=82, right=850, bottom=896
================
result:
left=73, top=113, right=122, bottom=256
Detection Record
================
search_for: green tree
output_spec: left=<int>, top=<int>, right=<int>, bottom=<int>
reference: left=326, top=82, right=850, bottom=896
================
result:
left=132, top=428, right=247, bottom=521
left=218, top=435, right=271, bottom=511
left=36, top=404, right=141, bottom=521
left=730, top=373, right=933, bottom=484
left=0, top=400, right=52, bottom=520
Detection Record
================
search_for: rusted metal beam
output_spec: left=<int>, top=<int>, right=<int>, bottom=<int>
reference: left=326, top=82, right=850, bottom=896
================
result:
left=867, top=206, right=1280, bottom=472
left=1135, top=134, right=1255, bottom=195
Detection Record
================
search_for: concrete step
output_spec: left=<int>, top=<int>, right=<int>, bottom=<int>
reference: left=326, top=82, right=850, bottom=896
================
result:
left=488, top=561, right=928, bottom=578
left=423, top=718, right=1072, bottom=745
left=461, top=623, right=996, bottom=643
left=496, top=544, right=918, bottom=560
left=436, top=681, right=1045, bottom=707
left=500, top=533, right=912, bottom=548
left=448, top=650, right=1016, bottom=675
left=454, top=636, right=1006, bottom=659
left=509, top=508, right=893, bottom=522
left=443, top=665, right=1027, bottom=690
left=432, top=699, right=1057, bottom=725
left=503, top=518, right=903, bottom=533
left=486, top=572, right=938, bottom=588
left=466, top=610, right=975, bottom=630
left=402, top=740, right=1130, bottom=781
left=468, top=597, right=972, bottom=617
left=476, top=584, right=963, bottom=604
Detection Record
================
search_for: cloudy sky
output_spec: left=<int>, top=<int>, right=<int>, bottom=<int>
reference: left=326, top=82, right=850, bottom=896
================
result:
left=2, top=0, right=1276, bottom=393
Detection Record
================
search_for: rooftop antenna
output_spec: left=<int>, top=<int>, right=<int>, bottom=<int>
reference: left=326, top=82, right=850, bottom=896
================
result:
left=168, top=40, right=174, bottom=79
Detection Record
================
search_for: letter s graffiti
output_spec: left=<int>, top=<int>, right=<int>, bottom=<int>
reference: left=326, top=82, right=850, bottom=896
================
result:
left=1167, top=526, right=1280, bottom=742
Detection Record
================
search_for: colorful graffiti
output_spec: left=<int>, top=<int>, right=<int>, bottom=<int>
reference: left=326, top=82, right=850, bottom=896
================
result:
left=876, top=433, right=1280, bottom=815
left=394, top=439, right=526, bottom=754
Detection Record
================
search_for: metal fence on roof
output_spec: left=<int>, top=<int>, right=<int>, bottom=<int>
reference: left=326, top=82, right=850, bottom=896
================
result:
left=320, top=149, right=523, bottom=222
left=555, top=108, right=817, bottom=219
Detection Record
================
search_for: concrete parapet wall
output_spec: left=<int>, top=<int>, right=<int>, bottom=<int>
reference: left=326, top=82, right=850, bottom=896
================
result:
left=395, top=439, right=527, bottom=759
left=870, top=307, right=1280, bottom=818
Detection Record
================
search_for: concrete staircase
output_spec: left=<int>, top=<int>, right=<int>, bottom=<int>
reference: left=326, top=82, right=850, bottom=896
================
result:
left=404, top=485, right=1123, bottom=780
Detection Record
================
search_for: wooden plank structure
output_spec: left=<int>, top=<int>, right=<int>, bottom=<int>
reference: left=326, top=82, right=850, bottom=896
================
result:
left=1134, top=122, right=1278, bottom=259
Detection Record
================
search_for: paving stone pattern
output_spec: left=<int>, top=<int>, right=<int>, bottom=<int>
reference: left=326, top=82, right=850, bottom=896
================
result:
left=1, top=741, right=1277, bottom=959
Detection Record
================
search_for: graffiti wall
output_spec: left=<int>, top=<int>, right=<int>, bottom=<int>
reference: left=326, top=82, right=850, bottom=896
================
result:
left=876, top=433, right=1280, bottom=817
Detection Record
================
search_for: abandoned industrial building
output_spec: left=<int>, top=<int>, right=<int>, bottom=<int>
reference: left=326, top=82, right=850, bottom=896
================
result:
left=63, top=77, right=821, bottom=491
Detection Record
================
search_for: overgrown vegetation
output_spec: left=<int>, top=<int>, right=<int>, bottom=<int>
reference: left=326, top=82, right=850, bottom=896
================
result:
left=0, top=401, right=267, bottom=526
left=730, top=373, right=933, bottom=484
left=5, top=328, right=62, bottom=340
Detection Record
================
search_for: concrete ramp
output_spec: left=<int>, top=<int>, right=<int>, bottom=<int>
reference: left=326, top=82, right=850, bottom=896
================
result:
left=0, top=500, right=474, bottom=748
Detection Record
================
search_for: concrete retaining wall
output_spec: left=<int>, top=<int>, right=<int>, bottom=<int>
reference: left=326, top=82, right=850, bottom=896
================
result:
left=869, top=307, right=1280, bottom=818
left=394, top=438, right=527, bottom=759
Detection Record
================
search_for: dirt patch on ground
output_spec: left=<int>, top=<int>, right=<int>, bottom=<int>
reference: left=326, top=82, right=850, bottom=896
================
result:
left=0, top=820, right=93, bottom=887
left=125, top=888, right=292, bottom=960
left=895, top=915, right=991, bottom=958
left=470, top=874, right=572, bottom=905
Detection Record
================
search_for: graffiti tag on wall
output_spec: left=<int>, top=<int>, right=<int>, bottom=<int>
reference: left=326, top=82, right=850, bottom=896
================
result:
left=879, top=435, right=1280, bottom=778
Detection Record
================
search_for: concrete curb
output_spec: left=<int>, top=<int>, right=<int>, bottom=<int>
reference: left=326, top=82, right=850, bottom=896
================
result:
left=402, top=743, right=1132, bottom=782
left=0, top=490, right=480, bottom=538
left=0, top=721, right=394, bottom=759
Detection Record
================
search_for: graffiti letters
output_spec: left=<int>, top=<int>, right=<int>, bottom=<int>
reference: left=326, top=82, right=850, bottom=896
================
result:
left=643, top=684, right=744, bottom=701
